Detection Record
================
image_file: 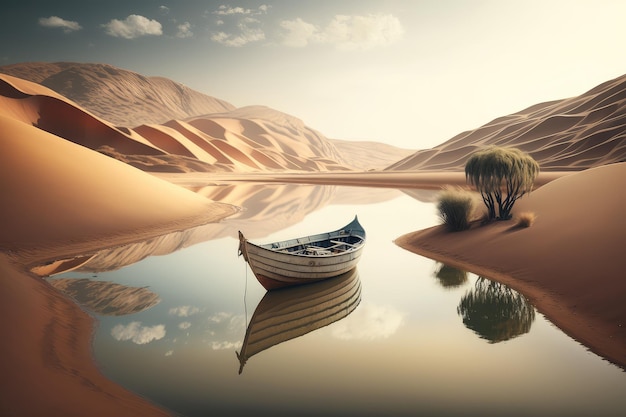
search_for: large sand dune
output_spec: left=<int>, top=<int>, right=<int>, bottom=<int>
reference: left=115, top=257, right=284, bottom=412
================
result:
left=0, top=71, right=361, bottom=172
left=0, top=108, right=237, bottom=267
left=389, top=74, right=626, bottom=171
left=0, top=62, right=235, bottom=126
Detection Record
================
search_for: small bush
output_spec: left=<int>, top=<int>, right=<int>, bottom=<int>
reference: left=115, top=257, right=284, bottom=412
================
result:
left=437, top=188, right=477, bottom=232
left=515, top=212, right=536, bottom=228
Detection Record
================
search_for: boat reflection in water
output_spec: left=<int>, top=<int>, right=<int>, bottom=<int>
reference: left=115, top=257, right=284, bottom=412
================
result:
left=236, top=268, right=361, bottom=374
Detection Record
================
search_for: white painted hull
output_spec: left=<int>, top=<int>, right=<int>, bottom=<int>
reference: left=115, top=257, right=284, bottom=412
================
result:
left=238, top=216, right=366, bottom=290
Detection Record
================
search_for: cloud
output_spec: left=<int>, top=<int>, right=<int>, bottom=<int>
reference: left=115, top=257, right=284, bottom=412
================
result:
left=208, top=311, right=233, bottom=323
left=211, top=16, right=264, bottom=47
left=331, top=304, right=405, bottom=340
left=279, top=18, right=318, bottom=48
left=159, top=5, right=170, bottom=16
left=38, top=16, right=82, bottom=33
left=169, top=305, right=200, bottom=317
left=213, top=5, right=270, bottom=16
left=102, top=15, right=163, bottom=39
left=210, top=5, right=268, bottom=47
left=176, top=22, right=193, bottom=38
left=111, top=321, right=166, bottom=344
left=178, top=321, right=192, bottom=330
left=280, top=13, right=404, bottom=50
left=211, top=340, right=242, bottom=350
left=165, top=350, right=174, bottom=356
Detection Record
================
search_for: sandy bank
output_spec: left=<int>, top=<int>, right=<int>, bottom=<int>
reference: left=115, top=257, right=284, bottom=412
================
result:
left=0, top=113, right=238, bottom=415
left=395, top=163, right=626, bottom=369
left=0, top=255, right=173, bottom=417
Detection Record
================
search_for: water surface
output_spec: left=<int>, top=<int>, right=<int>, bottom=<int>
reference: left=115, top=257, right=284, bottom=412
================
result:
left=55, top=184, right=626, bottom=417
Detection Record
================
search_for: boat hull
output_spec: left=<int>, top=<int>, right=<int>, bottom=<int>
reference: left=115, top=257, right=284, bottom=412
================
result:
left=239, top=216, right=365, bottom=290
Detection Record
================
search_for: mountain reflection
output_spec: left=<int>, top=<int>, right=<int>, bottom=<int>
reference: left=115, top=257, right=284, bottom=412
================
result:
left=433, top=262, right=469, bottom=288
left=237, top=268, right=361, bottom=374
left=48, top=278, right=160, bottom=316
left=457, top=277, right=535, bottom=343
left=66, top=184, right=403, bottom=275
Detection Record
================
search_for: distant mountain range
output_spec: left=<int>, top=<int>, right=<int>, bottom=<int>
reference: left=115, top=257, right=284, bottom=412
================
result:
left=1, top=62, right=624, bottom=172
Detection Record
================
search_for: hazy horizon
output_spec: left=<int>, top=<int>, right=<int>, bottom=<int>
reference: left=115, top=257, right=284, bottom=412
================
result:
left=2, top=0, right=625, bottom=149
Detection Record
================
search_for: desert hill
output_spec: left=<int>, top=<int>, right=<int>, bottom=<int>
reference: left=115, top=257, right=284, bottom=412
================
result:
left=388, top=74, right=626, bottom=171
left=3, top=62, right=624, bottom=174
left=0, top=62, right=414, bottom=172
left=0, top=71, right=348, bottom=172
left=0, top=61, right=235, bottom=127
left=330, top=138, right=416, bottom=171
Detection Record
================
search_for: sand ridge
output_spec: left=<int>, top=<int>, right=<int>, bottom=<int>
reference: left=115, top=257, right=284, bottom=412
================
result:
left=388, top=74, right=626, bottom=171
left=0, top=72, right=361, bottom=173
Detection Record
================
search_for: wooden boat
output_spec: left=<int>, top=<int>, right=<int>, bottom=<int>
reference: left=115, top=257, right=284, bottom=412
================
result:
left=238, top=216, right=366, bottom=290
left=236, top=268, right=361, bottom=374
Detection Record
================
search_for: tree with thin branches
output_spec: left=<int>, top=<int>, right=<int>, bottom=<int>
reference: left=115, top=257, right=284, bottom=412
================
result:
left=465, top=147, right=539, bottom=221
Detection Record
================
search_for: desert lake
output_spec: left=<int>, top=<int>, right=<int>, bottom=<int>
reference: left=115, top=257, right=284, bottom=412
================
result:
left=49, top=183, right=626, bottom=417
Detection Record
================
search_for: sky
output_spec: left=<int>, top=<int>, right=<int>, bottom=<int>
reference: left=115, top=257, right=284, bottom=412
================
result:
left=1, top=0, right=625, bottom=149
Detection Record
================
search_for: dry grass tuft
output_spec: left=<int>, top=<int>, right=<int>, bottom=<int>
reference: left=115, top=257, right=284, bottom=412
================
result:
left=437, top=188, right=478, bottom=232
left=515, top=212, right=536, bottom=228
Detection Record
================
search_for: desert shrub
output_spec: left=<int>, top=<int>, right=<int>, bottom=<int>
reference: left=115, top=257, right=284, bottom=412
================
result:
left=515, top=212, right=536, bottom=228
left=436, top=188, right=477, bottom=232
left=465, top=146, right=539, bottom=221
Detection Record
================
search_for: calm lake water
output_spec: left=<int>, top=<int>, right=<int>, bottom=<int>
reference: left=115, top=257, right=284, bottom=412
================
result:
left=54, top=183, right=625, bottom=417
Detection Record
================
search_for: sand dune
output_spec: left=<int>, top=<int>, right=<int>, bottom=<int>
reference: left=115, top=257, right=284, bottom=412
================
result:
left=389, top=74, right=626, bottom=171
left=0, top=62, right=235, bottom=127
left=0, top=71, right=243, bottom=417
left=396, top=162, right=626, bottom=368
left=0, top=71, right=358, bottom=173
left=330, top=138, right=416, bottom=170
left=0, top=110, right=237, bottom=267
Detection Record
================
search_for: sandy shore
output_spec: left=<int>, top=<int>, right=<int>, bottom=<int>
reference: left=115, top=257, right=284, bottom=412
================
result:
left=396, top=163, right=626, bottom=369
left=0, top=111, right=238, bottom=416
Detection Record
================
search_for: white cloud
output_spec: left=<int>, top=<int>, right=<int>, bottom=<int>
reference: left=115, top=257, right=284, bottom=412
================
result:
left=102, top=15, right=163, bottom=39
left=210, top=5, right=268, bottom=47
left=176, top=22, right=193, bottom=38
left=214, top=5, right=270, bottom=16
left=159, top=5, right=170, bottom=16
left=111, top=321, right=166, bottom=344
left=279, top=18, right=318, bottom=48
left=211, top=16, right=264, bottom=47
left=178, top=321, right=192, bottom=330
left=331, top=304, right=405, bottom=340
left=165, top=350, right=174, bottom=356
left=208, top=311, right=234, bottom=323
left=280, top=13, right=404, bottom=50
left=38, top=16, right=82, bottom=33
left=210, top=340, right=242, bottom=350
left=169, top=305, right=200, bottom=317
